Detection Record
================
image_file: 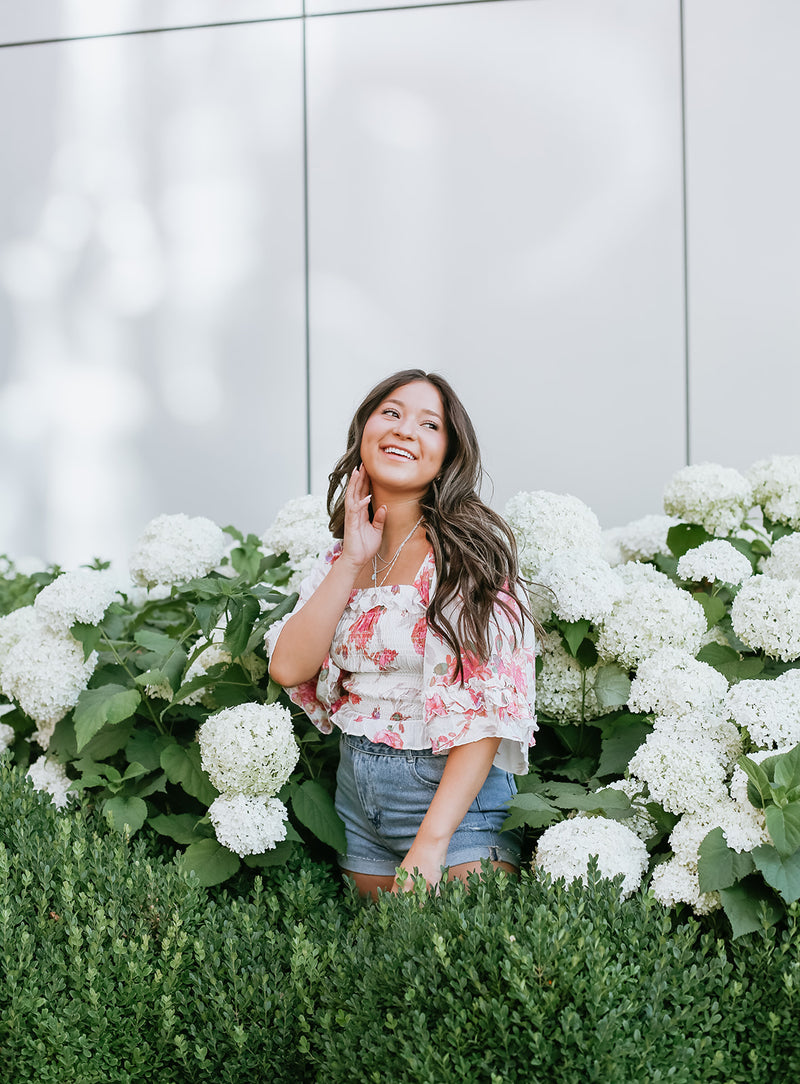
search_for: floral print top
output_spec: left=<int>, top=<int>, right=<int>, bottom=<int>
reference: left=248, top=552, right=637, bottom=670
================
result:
left=265, top=543, right=537, bottom=774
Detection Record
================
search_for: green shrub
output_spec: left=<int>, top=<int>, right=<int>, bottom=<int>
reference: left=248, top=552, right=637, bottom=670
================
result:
left=1, top=758, right=799, bottom=1083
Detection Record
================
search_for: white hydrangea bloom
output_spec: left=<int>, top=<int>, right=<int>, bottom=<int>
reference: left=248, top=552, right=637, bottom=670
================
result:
left=596, top=579, right=706, bottom=669
left=726, top=671, right=800, bottom=749
left=0, top=606, right=40, bottom=677
left=628, top=648, right=728, bottom=718
left=663, top=463, right=753, bottom=537
left=262, top=495, right=333, bottom=585
left=33, top=568, right=122, bottom=632
left=504, top=491, right=603, bottom=578
left=208, top=793, right=288, bottom=856
left=129, top=513, right=227, bottom=587
left=601, top=528, right=626, bottom=567
left=601, top=778, right=656, bottom=841
left=535, top=634, right=614, bottom=724
left=1, top=624, right=97, bottom=739
left=677, top=540, right=753, bottom=586
left=537, top=549, right=623, bottom=624
left=760, top=533, right=800, bottom=580
left=748, top=455, right=800, bottom=529
left=26, top=757, right=73, bottom=808
left=628, top=725, right=731, bottom=816
left=650, top=856, right=720, bottom=915
left=609, top=514, right=680, bottom=563
left=669, top=800, right=768, bottom=871
left=0, top=721, right=15, bottom=752
left=615, top=561, right=673, bottom=587
left=527, top=584, right=557, bottom=626
left=198, top=702, right=299, bottom=796
left=535, top=816, right=649, bottom=899
left=731, top=576, right=800, bottom=660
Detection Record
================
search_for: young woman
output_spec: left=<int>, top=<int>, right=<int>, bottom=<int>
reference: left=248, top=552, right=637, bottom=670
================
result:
left=267, top=370, right=538, bottom=897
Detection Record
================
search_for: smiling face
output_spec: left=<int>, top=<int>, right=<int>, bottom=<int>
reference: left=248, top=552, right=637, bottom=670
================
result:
left=359, top=380, right=448, bottom=497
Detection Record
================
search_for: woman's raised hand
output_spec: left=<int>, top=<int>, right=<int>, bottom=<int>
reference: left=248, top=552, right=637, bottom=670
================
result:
left=341, top=465, right=387, bottom=569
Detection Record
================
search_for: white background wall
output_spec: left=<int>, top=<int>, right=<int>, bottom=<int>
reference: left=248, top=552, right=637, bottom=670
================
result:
left=0, top=0, right=797, bottom=567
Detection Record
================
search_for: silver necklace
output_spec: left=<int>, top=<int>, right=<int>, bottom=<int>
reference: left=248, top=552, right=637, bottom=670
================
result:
left=371, top=516, right=423, bottom=587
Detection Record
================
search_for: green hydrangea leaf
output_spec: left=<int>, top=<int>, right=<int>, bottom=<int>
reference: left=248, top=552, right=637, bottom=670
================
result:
left=694, top=592, right=727, bottom=629
left=291, top=780, right=347, bottom=852
left=501, top=792, right=559, bottom=832
left=103, top=795, right=148, bottom=835
left=148, top=813, right=214, bottom=845
left=718, top=877, right=784, bottom=938
left=752, top=843, right=800, bottom=903
left=697, top=826, right=755, bottom=893
left=765, top=803, right=800, bottom=858
left=178, top=838, right=241, bottom=886
left=593, top=665, right=632, bottom=710
left=667, top=523, right=713, bottom=558
left=596, top=719, right=651, bottom=778
left=73, top=685, right=142, bottom=752
left=160, top=742, right=218, bottom=805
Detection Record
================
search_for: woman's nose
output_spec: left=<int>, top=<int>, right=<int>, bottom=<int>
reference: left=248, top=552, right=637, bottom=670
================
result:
left=393, top=417, right=414, bottom=439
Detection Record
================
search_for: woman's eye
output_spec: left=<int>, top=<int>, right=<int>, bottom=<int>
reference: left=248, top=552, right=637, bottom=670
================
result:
left=423, top=421, right=439, bottom=430
left=382, top=408, right=399, bottom=417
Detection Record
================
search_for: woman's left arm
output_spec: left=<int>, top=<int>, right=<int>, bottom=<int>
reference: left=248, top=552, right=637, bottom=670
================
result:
left=394, top=736, right=501, bottom=891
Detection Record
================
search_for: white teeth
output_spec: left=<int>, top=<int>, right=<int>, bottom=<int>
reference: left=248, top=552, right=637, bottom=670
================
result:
left=383, top=446, right=414, bottom=460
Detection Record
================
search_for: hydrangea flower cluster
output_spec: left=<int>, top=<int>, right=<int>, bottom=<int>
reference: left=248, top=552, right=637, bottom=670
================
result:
left=26, top=757, right=73, bottom=808
left=663, top=463, right=753, bottom=536
left=198, top=702, right=299, bottom=795
left=748, top=455, right=800, bottom=529
left=0, top=621, right=97, bottom=746
left=262, top=496, right=334, bottom=592
left=503, top=491, right=603, bottom=578
left=677, top=540, right=753, bottom=586
left=596, top=578, right=706, bottom=669
left=731, top=576, right=800, bottom=660
left=627, top=649, right=729, bottom=717
left=603, top=514, right=679, bottom=564
left=129, top=513, right=228, bottom=587
left=198, top=703, right=299, bottom=856
left=534, top=816, right=649, bottom=898
left=33, top=569, right=122, bottom=632
left=627, top=720, right=733, bottom=816
left=208, top=794, right=288, bottom=856
left=536, top=549, right=622, bottom=624
left=650, top=857, right=719, bottom=915
left=726, top=670, right=800, bottom=749
left=759, top=533, right=800, bottom=580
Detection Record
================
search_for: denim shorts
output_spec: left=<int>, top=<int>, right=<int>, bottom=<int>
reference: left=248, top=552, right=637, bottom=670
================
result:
left=334, top=732, right=522, bottom=877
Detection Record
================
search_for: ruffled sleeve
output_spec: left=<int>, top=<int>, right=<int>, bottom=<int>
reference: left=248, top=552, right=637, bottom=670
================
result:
left=422, top=591, right=537, bottom=775
left=263, top=543, right=343, bottom=734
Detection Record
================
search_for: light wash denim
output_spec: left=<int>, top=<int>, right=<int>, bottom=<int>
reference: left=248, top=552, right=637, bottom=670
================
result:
left=335, top=732, right=522, bottom=877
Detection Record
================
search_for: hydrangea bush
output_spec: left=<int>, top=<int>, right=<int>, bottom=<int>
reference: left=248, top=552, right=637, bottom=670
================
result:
left=503, top=454, right=800, bottom=937
left=3, top=455, right=800, bottom=934
left=0, top=503, right=343, bottom=886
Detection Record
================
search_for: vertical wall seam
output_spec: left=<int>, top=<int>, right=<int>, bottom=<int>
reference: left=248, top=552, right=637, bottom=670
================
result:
left=679, top=0, right=691, bottom=465
left=302, top=4, right=312, bottom=493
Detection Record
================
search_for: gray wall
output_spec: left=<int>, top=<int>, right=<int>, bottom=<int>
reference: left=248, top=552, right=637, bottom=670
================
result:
left=0, top=0, right=797, bottom=566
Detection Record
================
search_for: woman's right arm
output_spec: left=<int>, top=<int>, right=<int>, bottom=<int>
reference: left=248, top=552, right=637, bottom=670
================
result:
left=267, top=466, right=386, bottom=687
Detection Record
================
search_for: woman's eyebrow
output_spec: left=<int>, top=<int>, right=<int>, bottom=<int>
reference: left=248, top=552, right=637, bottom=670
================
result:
left=384, top=397, right=443, bottom=421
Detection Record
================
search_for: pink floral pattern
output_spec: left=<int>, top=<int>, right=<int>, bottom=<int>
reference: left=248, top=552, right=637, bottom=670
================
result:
left=265, top=543, right=537, bottom=774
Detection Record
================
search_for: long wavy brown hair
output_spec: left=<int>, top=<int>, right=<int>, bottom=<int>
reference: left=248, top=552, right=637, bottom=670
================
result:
left=327, top=369, right=540, bottom=680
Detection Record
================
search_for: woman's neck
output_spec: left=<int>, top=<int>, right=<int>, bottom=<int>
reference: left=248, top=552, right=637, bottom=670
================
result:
left=372, top=493, right=425, bottom=556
